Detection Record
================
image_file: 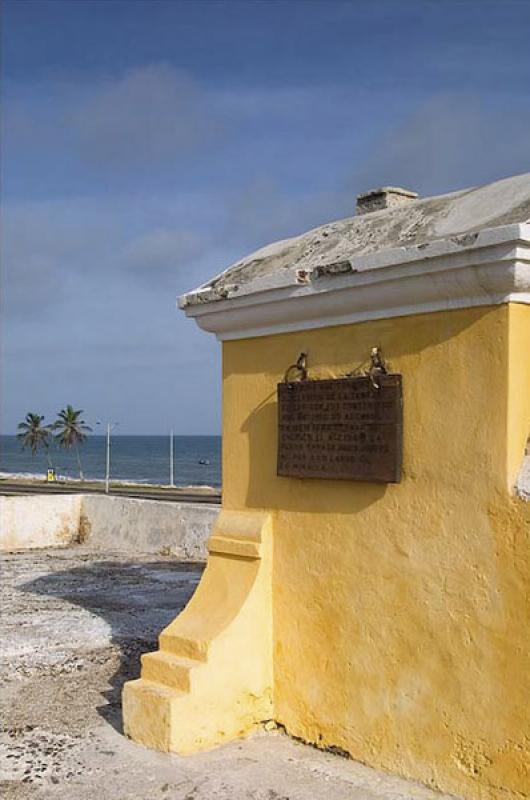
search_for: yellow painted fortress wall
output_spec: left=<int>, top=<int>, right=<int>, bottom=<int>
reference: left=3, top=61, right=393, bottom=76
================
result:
left=222, top=304, right=530, bottom=800
left=507, top=303, right=530, bottom=485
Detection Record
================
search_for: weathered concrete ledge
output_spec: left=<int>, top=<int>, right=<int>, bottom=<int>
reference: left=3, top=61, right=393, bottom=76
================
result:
left=0, top=494, right=82, bottom=551
left=80, top=495, right=218, bottom=560
left=0, top=494, right=219, bottom=559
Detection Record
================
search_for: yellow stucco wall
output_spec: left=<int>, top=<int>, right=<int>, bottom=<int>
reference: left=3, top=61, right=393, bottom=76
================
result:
left=507, top=303, right=530, bottom=486
left=222, top=304, right=530, bottom=800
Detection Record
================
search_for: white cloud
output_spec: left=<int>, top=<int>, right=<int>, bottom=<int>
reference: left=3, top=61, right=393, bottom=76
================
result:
left=122, top=227, right=205, bottom=276
left=1, top=192, right=218, bottom=321
left=351, top=93, right=530, bottom=197
left=66, top=64, right=221, bottom=170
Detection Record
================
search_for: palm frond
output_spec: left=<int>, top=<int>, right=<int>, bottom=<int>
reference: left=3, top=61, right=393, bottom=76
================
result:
left=16, top=412, right=51, bottom=456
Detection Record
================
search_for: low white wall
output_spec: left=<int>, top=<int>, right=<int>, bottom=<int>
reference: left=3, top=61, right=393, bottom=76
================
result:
left=0, top=493, right=218, bottom=560
left=0, top=494, right=82, bottom=551
left=81, top=495, right=217, bottom=561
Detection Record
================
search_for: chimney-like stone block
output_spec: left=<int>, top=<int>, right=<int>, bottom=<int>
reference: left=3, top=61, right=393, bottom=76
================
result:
left=356, top=186, right=418, bottom=215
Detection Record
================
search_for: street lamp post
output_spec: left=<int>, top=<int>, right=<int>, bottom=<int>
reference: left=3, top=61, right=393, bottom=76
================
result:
left=170, top=429, right=175, bottom=487
left=96, top=421, right=119, bottom=494
left=105, top=423, right=111, bottom=494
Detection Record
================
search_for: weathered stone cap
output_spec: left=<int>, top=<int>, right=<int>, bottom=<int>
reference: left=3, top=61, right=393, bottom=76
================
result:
left=179, top=173, right=530, bottom=309
left=356, top=186, right=419, bottom=215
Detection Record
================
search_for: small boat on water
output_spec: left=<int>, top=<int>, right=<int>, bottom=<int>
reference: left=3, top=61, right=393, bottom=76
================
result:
left=198, top=459, right=210, bottom=466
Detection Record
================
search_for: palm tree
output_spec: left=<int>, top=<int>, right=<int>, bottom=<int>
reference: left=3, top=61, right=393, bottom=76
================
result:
left=17, top=413, right=54, bottom=468
left=53, top=405, right=92, bottom=480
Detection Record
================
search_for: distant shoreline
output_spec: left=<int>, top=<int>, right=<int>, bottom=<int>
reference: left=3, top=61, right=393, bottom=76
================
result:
left=0, top=434, right=222, bottom=489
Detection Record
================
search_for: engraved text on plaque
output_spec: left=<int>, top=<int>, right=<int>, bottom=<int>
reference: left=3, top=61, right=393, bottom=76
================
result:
left=277, top=374, right=402, bottom=482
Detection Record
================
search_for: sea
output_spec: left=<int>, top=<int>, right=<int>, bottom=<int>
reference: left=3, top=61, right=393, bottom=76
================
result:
left=0, top=435, right=222, bottom=488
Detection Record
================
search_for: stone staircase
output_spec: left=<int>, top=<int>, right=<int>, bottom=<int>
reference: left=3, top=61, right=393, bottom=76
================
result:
left=122, top=510, right=273, bottom=755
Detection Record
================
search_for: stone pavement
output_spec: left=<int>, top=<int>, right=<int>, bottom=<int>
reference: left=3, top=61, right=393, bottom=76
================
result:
left=0, top=549, right=457, bottom=799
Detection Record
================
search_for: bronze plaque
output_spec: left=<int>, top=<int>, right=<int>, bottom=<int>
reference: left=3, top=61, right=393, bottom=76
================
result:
left=277, top=374, right=402, bottom=482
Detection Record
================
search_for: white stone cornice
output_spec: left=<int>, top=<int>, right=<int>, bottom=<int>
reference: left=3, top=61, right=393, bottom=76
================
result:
left=178, top=223, right=530, bottom=341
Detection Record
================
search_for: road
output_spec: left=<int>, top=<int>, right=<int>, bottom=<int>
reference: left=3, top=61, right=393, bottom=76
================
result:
left=0, top=480, right=221, bottom=504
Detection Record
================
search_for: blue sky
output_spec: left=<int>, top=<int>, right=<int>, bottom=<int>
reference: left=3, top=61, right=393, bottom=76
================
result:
left=2, top=0, right=529, bottom=434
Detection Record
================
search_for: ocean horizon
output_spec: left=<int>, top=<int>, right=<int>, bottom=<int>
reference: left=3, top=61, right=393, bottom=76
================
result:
left=0, top=434, right=222, bottom=488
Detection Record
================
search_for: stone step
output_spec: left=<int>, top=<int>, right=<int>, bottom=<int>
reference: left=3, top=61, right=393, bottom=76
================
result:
left=159, top=631, right=209, bottom=662
left=141, top=651, right=201, bottom=691
left=122, top=677, right=188, bottom=752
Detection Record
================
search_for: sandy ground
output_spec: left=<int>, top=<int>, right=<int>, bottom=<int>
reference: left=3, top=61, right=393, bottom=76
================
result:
left=0, top=549, right=457, bottom=799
